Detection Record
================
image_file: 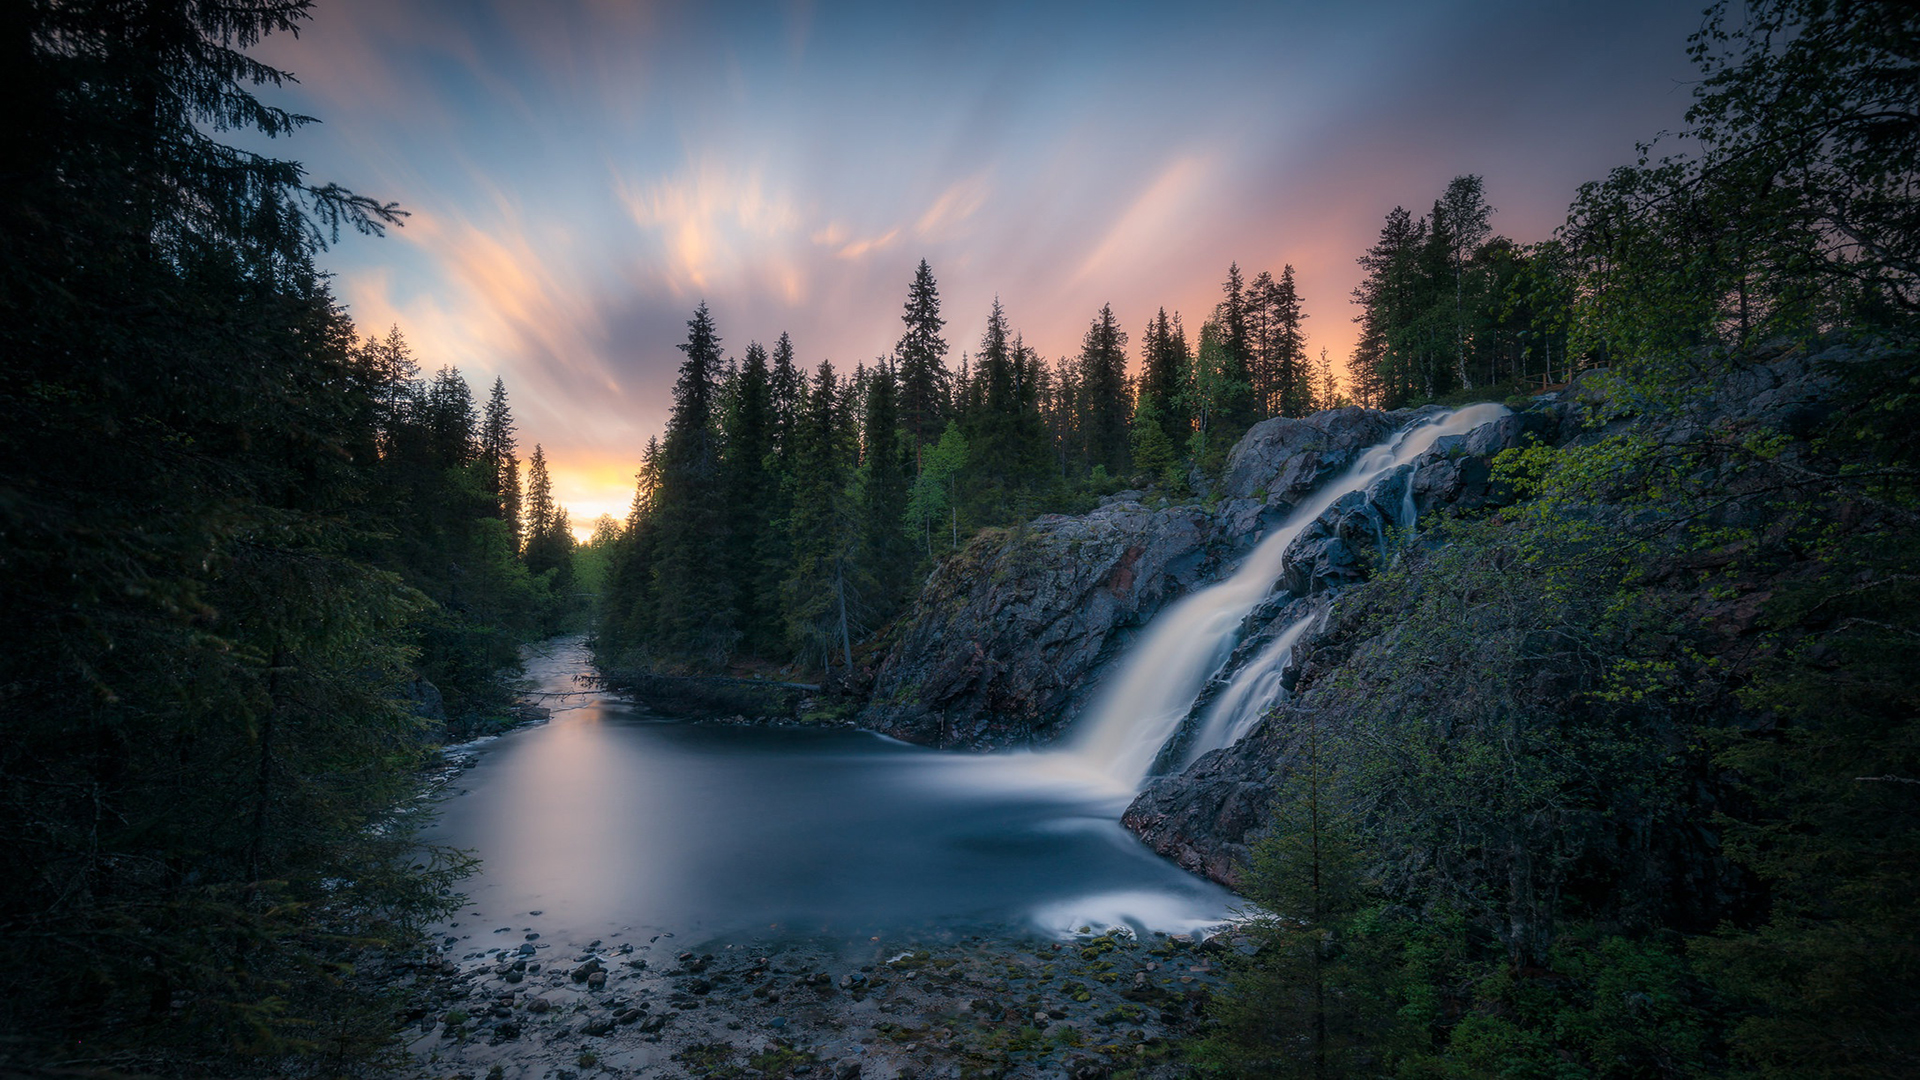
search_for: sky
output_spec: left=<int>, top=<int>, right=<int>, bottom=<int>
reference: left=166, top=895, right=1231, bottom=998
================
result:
left=254, top=0, right=1708, bottom=536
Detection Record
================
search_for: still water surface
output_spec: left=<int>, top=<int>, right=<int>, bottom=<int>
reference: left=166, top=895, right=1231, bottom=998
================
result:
left=425, top=637, right=1235, bottom=946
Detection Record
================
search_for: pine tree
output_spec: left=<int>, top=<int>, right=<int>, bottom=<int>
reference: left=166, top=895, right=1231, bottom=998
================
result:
left=523, top=443, right=557, bottom=567
left=1435, top=175, right=1494, bottom=391
left=858, top=360, right=915, bottom=619
left=1184, top=319, right=1253, bottom=470
left=653, top=302, right=737, bottom=664
left=896, top=260, right=950, bottom=457
left=1129, top=390, right=1180, bottom=487
left=1351, top=206, right=1432, bottom=408
left=770, top=330, right=804, bottom=465
left=481, top=377, right=523, bottom=548
left=1317, top=347, right=1342, bottom=411
left=601, top=437, right=664, bottom=656
left=0, top=2, right=472, bottom=1067
left=1076, top=303, right=1132, bottom=477
left=783, top=361, right=859, bottom=674
left=1219, top=262, right=1252, bottom=376
left=1248, top=269, right=1280, bottom=417
left=1140, top=308, right=1191, bottom=452
left=722, top=342, right=780, bottom=653
left=1196, top=706, right=1379, bottom=1079
left=1272, top=265, right=1311, bottom=417
left=425, top=366, right=479, bottom=468
left=960, top=300, right=1052, bottom=523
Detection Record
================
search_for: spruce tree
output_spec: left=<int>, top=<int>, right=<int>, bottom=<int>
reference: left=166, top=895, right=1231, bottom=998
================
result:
left=1140, top=308, right=1190, bottom=451
left=1248, top=269, right=1280, bottom=416
left=1076, top=303, right=1132, bottom=477
left=960, top=301, right=1051, bottom=522
left=601, top=437, right=664, bottom=656
left=896, top=259, right=951, bottom=456
left=425, top=366, right=479, bottom=468
left=858, top=360, right=915, bottom=619
left=1272, top=265, right=1311, bottom=416
left=1217, top=263, right=1255, bottom=399
left=1352, top=206, right=1432, bottom=408
left=1129, top=390, right=1180, bottom=487
left=770, top=330, right=803, bottom=467
left=481, top=377, right=523, bottom=548
left=724, top=342, right=780, bottom=653
left=783, top=361, right=858, bottom=673
left=653, top=302, right=737, bottom=664
left=1436, top=175, right=1494, bottom=391
left=523, top=444, right=557, bottom=567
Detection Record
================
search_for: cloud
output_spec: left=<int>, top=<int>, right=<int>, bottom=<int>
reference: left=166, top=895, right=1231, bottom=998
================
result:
left=616, top=157, right=806, bottom=296
left=915, top=173, right=992, bottom=238
left=1069, top=155, right=1214, bottom=287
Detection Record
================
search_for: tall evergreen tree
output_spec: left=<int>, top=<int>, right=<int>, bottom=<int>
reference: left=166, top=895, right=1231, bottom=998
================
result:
left=769, top=331, right=803, bottom=462
left=858, top=360, right=915, bottom=619
left=652, top=302, right=737, bottom=663
left=1140, top=308, right=1191, bottom=451
left=424, top=366, right=479, bottom=468
left=783, top=361, right=859, bottom=674
left=1271, top=265, right=1311, bottom=416
left=1209, top=264, right=1262, bottom=435
left=523, top=443, right=556, bottom=562
left=1351, top=205, right=1433, bottom=407
left=960, top=300, right=1052, bottom=521
left=723, top=342, right=780, bottom=653
left=896, top=259, right=950, bottom=457
left=481, top=377, right=523, bottom=549
left=1435, top=174, right=1494, bottom=390
left=1076, top=303, right=1132, bottom=477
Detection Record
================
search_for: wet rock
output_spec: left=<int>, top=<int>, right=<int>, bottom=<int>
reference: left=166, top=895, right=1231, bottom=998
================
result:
left=1221, top=408, right=1405, bottom=502
left=586, top=971, right=607, bottom=990
left=579, top=1014, right=615, bottom=1037
left=858, top=500, right=1223, bottom=749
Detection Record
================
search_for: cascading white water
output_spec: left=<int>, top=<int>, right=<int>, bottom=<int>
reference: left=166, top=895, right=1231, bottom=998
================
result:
left=1181, top=609, right=1318, bottom=765
left=1063, top=404, right=1510, bottom=792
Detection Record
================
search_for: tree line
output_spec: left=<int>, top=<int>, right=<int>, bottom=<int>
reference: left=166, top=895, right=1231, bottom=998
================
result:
left=595, top=257, right=1347, bottom=676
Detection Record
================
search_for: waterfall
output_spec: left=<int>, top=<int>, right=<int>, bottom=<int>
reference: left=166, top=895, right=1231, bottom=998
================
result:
left=1063, top=404, right=1509, bottom=792
left=1181, top=609, right=1318, bottom=765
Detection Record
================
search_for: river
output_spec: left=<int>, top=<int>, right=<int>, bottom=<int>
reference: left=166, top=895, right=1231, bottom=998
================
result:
left=424, top=636, right=1235, bottom=953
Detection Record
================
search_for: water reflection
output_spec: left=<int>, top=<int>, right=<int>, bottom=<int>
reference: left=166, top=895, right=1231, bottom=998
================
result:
left=425, top=638, right=1234, bottom=946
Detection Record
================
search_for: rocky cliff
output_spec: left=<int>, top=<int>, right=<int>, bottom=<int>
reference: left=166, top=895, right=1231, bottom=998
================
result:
left=856, top=406, right=1482, bottom=748
left=860, top=344, right=1845, bottom=891
left=1123, top=348, right=1843, bottom=889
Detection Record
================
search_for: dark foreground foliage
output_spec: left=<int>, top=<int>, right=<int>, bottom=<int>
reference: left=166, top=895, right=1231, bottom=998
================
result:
left=0, top=2, right=564, bottom=1073
left=1196, top=2, right=1918, bottom=1076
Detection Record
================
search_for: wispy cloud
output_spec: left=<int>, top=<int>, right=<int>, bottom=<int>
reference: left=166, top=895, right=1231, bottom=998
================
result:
left=916, top=173, right=992, bottom=238
left=284, top=0, right=1704, bottom=505
left=616, top=157, right=806, bottom=296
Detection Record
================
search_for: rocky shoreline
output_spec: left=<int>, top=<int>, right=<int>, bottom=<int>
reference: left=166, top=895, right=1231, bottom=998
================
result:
left=389, top=923, right=1242, bottom=1080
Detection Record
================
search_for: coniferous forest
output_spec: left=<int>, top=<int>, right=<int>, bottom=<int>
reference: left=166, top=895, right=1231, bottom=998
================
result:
left=1, top=0, right=1916, bottom=1077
